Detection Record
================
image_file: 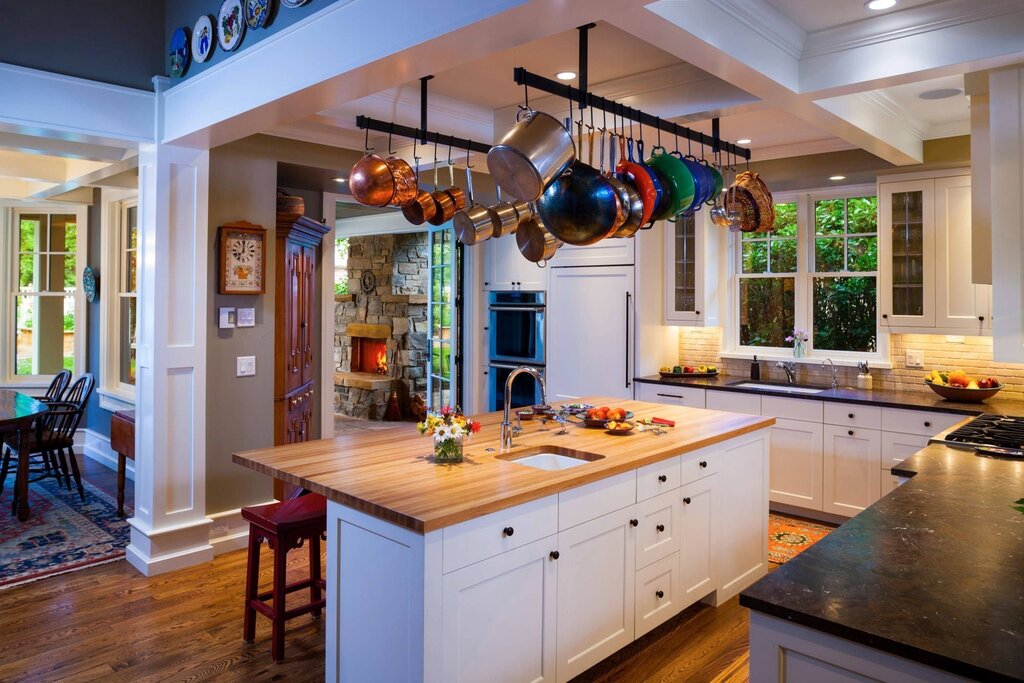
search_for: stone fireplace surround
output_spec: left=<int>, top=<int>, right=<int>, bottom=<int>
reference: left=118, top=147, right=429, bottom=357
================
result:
left=335, top=234, right=428, bottom=420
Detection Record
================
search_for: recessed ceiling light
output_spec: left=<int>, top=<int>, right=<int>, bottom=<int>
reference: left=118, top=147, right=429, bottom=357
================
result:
left=865, top=0, right=897, bottom=10
left=334, top=177, right=347, bottom=183
left=555, top=70, right=577, bottom=81
left=918, top=88, right=963, bottom=100
left=736, top=138, right=752, bottom=145
left=829, top=175, right=847, bottom=181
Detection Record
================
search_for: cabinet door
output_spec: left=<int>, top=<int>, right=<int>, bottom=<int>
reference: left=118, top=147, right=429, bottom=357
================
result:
left=679, top=475, right=716, bottom=607
left=879, top=179, right=935, bottom=328
left=635, top=490, right=681, bottom=569
left=879, top=430, right=930, bottom=470
left=822, top=425, right=882, bottom=517
left=935, top=175, right=991, bottom=331
left=299, top=244, right=316, bottom=386
left=547, top=266, right=634, bottom=402
left=634, top=551, right=683, bottom=638
left=556, top=506, right=635, bottom=682
left=664, top=212, right=703, bottom=324
left=555, top=238, right=635, bottom=267
left=715, top=431, right=769, bottom=603
left=484, top=237, right=520, bottom=290
left=769, top=418, right=823, bottom=511
left=442, top=536, right=558, bottom=683
left=285, top=381, right=314, bottom=445
left=284, top=241, right=305, bottom=392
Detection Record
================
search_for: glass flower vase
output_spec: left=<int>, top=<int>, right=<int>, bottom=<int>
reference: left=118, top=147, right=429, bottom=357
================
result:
left=434, top=435, right=464, bottom=464
left=793, top=340, right=806, bottom=358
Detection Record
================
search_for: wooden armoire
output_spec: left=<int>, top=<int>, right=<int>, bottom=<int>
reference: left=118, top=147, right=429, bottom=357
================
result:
left=273, top=213, right=329, bottom=498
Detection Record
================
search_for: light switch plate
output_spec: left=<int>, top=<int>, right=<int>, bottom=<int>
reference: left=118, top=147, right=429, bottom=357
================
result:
left=905, top=349, right=924, bottom=368
left=236, top=355, right=256, bottom=377
left=236, top=307, right=256, bottom=327
left=218, top=307, right=235, bottom=329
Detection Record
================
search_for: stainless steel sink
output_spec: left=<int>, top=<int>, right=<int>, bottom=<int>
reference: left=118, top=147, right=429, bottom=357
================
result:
left=727, top=381, right=829, bottom=395
left=497, top=447, right=604, bottom=471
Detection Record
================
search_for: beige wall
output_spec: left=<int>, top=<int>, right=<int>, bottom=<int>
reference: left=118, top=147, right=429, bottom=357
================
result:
left=206, top=135, right=363, bottom=515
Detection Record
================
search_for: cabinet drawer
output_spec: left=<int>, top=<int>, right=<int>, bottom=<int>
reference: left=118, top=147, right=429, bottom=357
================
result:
left=636, top=456, right=681, bottom=502
left=559, top=470, right=636, bottom=531
left=824, top=402, right=881, bottom=430
left=634, top=551, right=682, bottom=638
left=881, top=408, right=966, bottom=436
left=878, top=469, right=909, bottom=499
left=643, top=386, right=706, bottom=408
left=443, top=495, right=558, bottom=573
left=880, top=431, right=930, bottom=469
left=635, top=490, right=681, bottom=569
left=706, top=390, right=760, bottom=415
left=761, top=396, right=823, bottom=422
left=680, top=447, right=718, bottom=485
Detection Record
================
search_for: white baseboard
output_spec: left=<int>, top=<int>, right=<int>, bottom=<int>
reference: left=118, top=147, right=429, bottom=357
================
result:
left=207, top=502, right=275, bottom=555
left=78, top=428, right=134, bottom=480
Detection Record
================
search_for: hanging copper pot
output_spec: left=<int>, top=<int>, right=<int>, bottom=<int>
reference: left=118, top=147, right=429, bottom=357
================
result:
left=386, top=156, right=418, bottom=207
left=349, top=153, right=396, bottom=207
left=443, top=163, right=466, bottom=212
left=402, top=153, right=436, bottom=225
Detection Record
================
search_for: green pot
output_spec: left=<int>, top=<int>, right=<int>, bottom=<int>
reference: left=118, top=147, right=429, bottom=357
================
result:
left=645, top=147, right=695, bottom=219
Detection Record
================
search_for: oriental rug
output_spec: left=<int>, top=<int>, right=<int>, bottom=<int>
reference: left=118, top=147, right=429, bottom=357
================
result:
left=768, top=513, right=834, bottom=564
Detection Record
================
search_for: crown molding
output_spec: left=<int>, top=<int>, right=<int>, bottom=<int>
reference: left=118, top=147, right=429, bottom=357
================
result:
left=857, top=90, right=929, bottom=140
left=705, top=0, right=806, bottom=60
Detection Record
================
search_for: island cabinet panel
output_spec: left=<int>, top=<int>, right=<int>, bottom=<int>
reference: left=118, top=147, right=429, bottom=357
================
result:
left=636, top=455, right=681, bottom=501
left=679, top=475, right=717, bottom=606
left=442, top=494, right=558, bottom=573
left=768, top=418, right=824, bottom=510
left=556, top=506, right=637, bottom=683
left=558, top=470, right=636, bottom=532
left=822, top=425, right=882, bottom=517
left=635, top=490, right=681, bottom=569
left=634, top=551, right=683, bottom=638
left=442, top=536, right=558, bottom=683
left=680, top=446, right=719, bottom=485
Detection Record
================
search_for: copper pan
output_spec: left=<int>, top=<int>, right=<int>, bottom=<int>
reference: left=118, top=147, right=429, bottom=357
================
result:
left=443, top=163, right=466, bottom=211
left=349, top=153, right=395, bottom=207
left=402, top=155, right=436, bottom=225
left=386, top=156, right=419, bottom=207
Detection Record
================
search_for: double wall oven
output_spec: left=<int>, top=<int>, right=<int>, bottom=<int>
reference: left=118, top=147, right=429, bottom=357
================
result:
left=487, top=291, right=545, bottom=410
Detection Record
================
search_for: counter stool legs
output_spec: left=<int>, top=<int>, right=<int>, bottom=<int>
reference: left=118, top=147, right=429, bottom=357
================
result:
left=271, top=533, right=288, bottom=663
left=309, top=533, right=322, bottom=619
left=243, top=527, right=261, bottom=644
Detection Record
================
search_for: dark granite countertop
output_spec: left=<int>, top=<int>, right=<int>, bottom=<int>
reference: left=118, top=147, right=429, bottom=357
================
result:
left=740, top=442, right=1024, bottom=682
left=635, top=374, right=1024, bottom=417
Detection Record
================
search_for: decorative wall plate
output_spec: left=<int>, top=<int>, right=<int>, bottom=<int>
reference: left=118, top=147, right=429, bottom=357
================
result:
left=169, top=27, right=190, bottom=77
left=244, top=0, right=272, bottom=29
left=82, top=266, right=98, bottom=303
left=219, top=222, right=266, bottom=294
left=218, top=0, right=245, bottom=52
left=360, top=270, right=377, bottom=293
left=281, top=0, right=310, bottom=6
left=192, top=15, right=215, bottom=63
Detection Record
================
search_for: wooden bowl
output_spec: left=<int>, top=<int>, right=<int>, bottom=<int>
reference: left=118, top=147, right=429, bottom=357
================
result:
left=605, top=421, right=635, bottom=435
left=924, top=380, right=1003, bottom=403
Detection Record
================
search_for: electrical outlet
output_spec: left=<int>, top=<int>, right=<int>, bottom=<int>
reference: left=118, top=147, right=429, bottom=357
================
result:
left=945, top=335, right=966, bottom=344
left=236, top=355, right=256, bottom=377
left=905, top=349, right=924, bottom=368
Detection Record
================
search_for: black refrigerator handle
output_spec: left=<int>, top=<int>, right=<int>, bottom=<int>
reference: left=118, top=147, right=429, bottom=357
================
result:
left=625, top=291, right=631, bottom=389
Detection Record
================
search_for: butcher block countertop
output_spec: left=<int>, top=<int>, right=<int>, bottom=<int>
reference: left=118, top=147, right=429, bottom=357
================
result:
left=233, top=397, right=774, bottom=533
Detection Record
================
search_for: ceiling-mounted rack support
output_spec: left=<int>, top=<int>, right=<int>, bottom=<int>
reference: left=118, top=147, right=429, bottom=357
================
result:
left=356, top=115, right=492, bottom=156
left=711, top=117, right=720, bottom=155
left=513, top=67, right=751, bottom=160
left=578, top=23, right=595, bottom=110
left=419, top=75, right=433, bottom=144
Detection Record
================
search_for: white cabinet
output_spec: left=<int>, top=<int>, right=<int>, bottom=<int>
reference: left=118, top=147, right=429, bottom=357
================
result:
left=556, top=506, right=636, bottom=682
left=484, top=236, right=548, bottom=291
left=769, top=418, right=824, bottom=510
left=679, top=475, right=716, bottom=607
left=663, top=211, right=724, bottom=326
left=442, top=536, right=558, bottom=683
left=635, top=382, right=706, bottom=408
left=879, top=172, right=990, bottom=334
left=554, top=238, right=634, bottom=267
left=706, top=389, right=760, bottom=415
left=879, top=431, right=930, bottom=470
left=635, top=490, right=681, bottom=569
left=547, top=265, right=634, bottom=401
left=822, top=425, right=881, bottom=517
left=634, top=552, right=682, bottom=638
left=714, top=431, right=769, bottom=603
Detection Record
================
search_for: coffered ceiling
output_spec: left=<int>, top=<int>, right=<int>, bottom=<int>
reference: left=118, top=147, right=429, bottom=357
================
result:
left=762, top=0, right=940, bottom=32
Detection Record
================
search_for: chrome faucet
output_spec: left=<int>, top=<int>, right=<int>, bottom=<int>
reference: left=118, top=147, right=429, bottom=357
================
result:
left=823, top=358, right=840, bottom=389
left=500, top=366, right=547, bottom=451
left=776, top=361, right=797, bottom=384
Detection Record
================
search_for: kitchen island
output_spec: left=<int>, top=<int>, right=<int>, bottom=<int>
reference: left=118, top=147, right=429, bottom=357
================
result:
left=235, top=398, right=774, bottom=683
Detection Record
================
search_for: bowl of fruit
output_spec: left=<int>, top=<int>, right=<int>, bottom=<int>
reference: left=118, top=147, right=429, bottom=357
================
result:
left=583, top=406, right=634, bottom=428
left=659, top=364, right=718, bottom=378
left=605, top=420, right=635, bottom=436
left=924, top=369, right=1003, bottom=402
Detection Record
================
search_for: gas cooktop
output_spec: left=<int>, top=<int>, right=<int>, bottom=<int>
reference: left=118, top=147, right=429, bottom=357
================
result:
left=934, top=413, right=1024, bottom=458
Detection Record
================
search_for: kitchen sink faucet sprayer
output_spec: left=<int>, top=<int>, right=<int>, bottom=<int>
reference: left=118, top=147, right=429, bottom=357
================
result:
left=776, top=361, right=796, bottom=384
left=501, top=366, right=547, bottom=451
left=823, top=358, right=839, bottom=389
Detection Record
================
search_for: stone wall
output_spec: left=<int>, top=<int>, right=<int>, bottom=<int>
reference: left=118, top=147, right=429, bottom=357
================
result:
left=334, top=233, right=429, bottom=419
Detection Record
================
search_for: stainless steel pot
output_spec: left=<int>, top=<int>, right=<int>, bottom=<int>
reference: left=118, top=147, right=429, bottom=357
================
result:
left=453, top=166, right=497, bottom=245
left=487, top=108, right=576, bottom=202
left=516, top=213, right=562, bottom=263
left=491, top=187, right=520, bottom=238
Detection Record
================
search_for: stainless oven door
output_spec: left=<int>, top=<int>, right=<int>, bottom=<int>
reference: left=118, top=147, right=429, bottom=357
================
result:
left=488, top=363, right=545, bottom=412
left=489, top=306, right=545, bottom=365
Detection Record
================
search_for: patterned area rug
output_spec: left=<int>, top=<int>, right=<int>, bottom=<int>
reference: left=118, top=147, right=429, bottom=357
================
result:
left=0, top=476, right=130, bottom=589
left=768, top=514, right=834, bottom=564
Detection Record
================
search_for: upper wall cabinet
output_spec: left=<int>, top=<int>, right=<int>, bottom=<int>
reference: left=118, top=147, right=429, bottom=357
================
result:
left=878, top=172, right=990, bottom=335
left=484, top=235, right=548, bottom=291
left=663, top=211, right=723, bottom=326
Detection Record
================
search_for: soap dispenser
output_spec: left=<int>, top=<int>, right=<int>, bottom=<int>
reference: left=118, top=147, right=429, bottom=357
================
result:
left=751, top=355, right=761, bottom=380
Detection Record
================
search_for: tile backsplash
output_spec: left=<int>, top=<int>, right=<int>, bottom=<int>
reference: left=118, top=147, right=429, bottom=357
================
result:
left=677, top=328, right=1024, bottom=401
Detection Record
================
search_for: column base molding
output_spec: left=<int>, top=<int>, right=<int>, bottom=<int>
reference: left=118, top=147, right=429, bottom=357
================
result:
left=126, top=516, right=214, bottom=576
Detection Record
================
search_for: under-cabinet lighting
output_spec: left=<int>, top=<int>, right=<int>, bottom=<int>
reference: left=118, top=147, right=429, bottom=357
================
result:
left=829, top=175, right=846, bottom=181
left=334, top=177, right=347, bottom=183
left=865, top=0, right=897, bottom=10
left=555, top=71, right=577, bottom=81
left=736, top=138, right=752, bottom=145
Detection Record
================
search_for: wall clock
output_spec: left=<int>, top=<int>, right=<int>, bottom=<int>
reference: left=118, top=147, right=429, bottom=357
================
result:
left=360, top=270, right=377, bottom=293
left=82, top=266, right=98, bottom=303
left=219, top=222, right=266, bottom=294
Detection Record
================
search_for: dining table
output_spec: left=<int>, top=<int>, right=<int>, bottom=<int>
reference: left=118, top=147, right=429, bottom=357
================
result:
left=1, top=390, right=49, bottom=521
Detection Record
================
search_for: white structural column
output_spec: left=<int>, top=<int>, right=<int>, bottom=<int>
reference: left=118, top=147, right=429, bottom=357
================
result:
left=990, top=67, right=1024, bottom=363
left=126, top=80, right=212, bottom=574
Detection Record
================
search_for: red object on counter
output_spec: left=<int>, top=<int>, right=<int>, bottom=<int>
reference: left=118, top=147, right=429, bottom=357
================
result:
left=652, top=417, right=675, bottom=427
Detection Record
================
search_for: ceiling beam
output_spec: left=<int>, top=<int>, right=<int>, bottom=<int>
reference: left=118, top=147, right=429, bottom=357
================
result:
left=0, top=130, right=135, bottom=162
left=30, top=156, right=138, bottom=200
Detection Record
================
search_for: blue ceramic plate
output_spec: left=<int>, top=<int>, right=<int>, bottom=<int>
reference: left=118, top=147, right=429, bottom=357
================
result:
left=281, top=0, right=309, bottom=6
left=169, top=27, right=190, bottom=78
left=192, top=15, right=215, bottom=63
left=245, top=0, right=272, bottom=29
left=218, top=0, right=245, bottom=51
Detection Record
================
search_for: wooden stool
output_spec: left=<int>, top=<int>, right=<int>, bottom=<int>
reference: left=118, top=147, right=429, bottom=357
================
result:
left=242, top=493, right=327, bottom=662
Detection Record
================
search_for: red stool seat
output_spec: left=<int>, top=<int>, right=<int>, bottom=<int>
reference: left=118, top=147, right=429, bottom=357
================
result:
left=242, top=492, right=327, bottom=662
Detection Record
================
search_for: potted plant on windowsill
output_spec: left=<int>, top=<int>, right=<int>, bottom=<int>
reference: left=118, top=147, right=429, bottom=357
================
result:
left=785, top=328, right=809, bottom=358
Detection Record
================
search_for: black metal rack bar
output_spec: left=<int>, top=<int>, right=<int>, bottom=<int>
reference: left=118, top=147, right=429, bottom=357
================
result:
left=513, top=67, right=751, bottom=160
left=356, top=115, right=492, bottom=156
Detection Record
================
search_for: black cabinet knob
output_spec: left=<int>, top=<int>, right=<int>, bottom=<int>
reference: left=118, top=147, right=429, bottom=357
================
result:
left=549, top=550, right=559, bottom=560
left=882, top=313, right=888, bottom=319
left=658, top=474, right=667, bottom=483
left=656, top=524, right=665, bottom=532
left=484, top=282, right=490, bottom=286
left=656, top=590, right=664, bottom=599
left=699, top=460, right=707, bottom=468
left=683, top=497, right=691, bottom=505
left=924, top=421, right=931, bottom=427
left=502, top=526, right=514, bottom=537
left=630, top=519, right=639, bottom=527
left=979, top=315, right=985, bottom=322
left=695, top=311, right=700, bottom=316
left=848, top=430, right=854, bottom=436
left=848, top=413, right=854, bottom=419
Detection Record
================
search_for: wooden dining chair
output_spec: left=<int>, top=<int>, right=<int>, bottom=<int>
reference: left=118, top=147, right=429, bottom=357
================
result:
left=0, top=400, right=80, bottom=496
left=51, top=374, right=95, bottom=499
left=35, top=369, right=71, bottom=404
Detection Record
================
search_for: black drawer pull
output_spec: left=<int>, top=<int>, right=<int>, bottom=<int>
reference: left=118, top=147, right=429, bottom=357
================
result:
left=699, top=460, right=707, bottom=468
left=502, top=527, right=514, bottom=537
left=658, top=474, right=667, bottom=483
left=924, top=421, right=931, bottom=427
left=549, top=550, right=559, bottom=560
left=683, top=497, right=691, bottom=505
left=848, top=430, right=854, bottom=436
left=656, top=524, right=665, bottom=532
left=848, top=413, right=854, bottom=419
left=630, top=519, right=639, bottom=527
left=656, top=590, right=664, bottom=599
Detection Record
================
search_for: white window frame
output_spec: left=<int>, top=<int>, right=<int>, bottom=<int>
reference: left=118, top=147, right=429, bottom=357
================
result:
left=0, top=204, right=88, bottom=387
left=723, top=183, right=891, bottom=367
left=98, top=190, right=137, bottom=410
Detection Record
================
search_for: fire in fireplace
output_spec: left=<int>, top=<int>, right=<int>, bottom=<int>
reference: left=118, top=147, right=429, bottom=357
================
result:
left=352, top=337, right=388, bottom=375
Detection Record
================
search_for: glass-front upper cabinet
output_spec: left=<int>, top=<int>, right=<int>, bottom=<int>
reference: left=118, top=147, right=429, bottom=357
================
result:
left=878, top=179, right=935, bottom=328
left=663, top=209, right=722, bottom=326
